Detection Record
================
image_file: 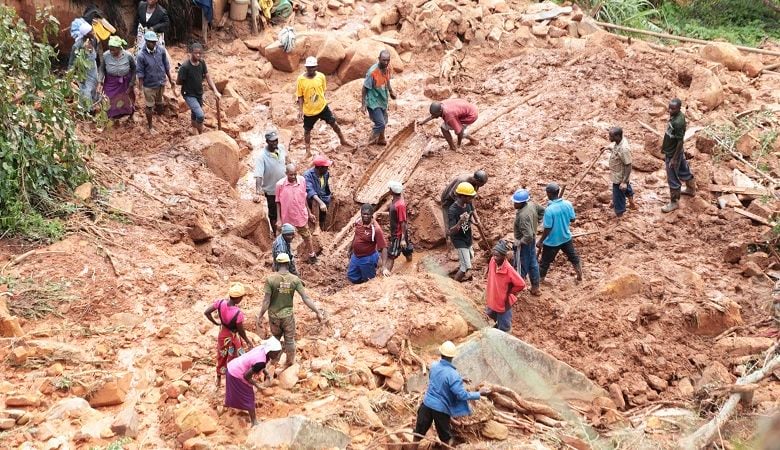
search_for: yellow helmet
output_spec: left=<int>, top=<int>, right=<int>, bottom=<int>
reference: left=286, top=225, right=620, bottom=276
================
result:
left=455, top=182, right=477, bottom=196
left=228, top=282, right=246, bottom=298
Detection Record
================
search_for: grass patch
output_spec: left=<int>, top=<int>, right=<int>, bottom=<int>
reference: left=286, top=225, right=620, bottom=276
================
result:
left=2, top=276, right=76, bottom=320
left=701, top=111, right=778, bottom=168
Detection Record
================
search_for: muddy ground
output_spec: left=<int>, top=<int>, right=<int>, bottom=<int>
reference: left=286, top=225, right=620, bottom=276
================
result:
left=1, top=0, right=779, bottom=449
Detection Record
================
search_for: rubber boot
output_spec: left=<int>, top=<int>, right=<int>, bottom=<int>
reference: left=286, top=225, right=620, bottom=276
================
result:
left=628, top=195, right=637, bottom=210
left=661, top=189, right=681, bottom=213
left=574, top=263, right=583, bottom=282
left=378, top=130, right=387, bottom=145
left=368, top=131, right=380, bottom=145
left=681, top=178, right=697, bottom=196
left=530, top=285, right=541, bottom=296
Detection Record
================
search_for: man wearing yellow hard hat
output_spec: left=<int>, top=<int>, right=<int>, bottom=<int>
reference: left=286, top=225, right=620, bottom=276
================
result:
left=413, top=341, right=490, bottom=447
left=447, top=182, right=480, bottom=282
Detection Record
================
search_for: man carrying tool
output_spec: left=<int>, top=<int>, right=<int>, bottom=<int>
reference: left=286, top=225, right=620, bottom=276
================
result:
left=303, top=154, right=334, bottom=233
left=412, top=340, right=491, bottom=448
left=537, top=183, right=582, bottom=282
left=448, top=182, right=482, bottom=282
left=441, top=170, right=488, bottom=242
left=512, top=189, right=544, bottom=296
left=272, top=224, right=299, bottom=276
left=176, top=42, right=221, bottom=135
left=384, top=181, right=413, bottom=275
left=607, top=127, right=636, bottom=217
left=348, top=204, right=388, bottom=284
left=485, top=240, right=525, bottom=332
left=254, top=129, right=287, bottom=236
left=362, top=50, right=396, bottom=146
left=257, top=253, right=325, bottom=369
left=296, top=56, right=351, bottom=156
left=135, top=31, right=175, bottom=133
left=276, top=164, right=317, bottom=265
left=418, top=99, right=479, bottom=151
left=661, top=98, right=696, bottom=213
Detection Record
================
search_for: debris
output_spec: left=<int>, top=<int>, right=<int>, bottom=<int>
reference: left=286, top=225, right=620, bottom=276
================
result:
left=714, top=336, right=775, bottom=357
left=110, top=405, right=139, bottom=438
left=245, top=415, right=349, bottom=449
left=356, top=396, right=384, bottom=429
left=599, top=269, right=643, bottom=299
left=700, top=42, right=745, bottom=71
left=278, top=364, right=301, bottom=389
left=175, top=404, right=218, bottom=435
left=74, top=182, right=94, bottom=201
left=87, top=373, right=132, bottom=407
left=708, top=185, right=769, bottom=196
left=734, top=208, right=772, bottom=226
left=481, top=419, right=508, bottom=440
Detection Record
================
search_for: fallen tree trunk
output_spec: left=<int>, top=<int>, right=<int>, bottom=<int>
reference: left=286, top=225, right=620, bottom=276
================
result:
left=483, top=383, right=562, bottom=420
left=679, top=352, right=780, bottom=450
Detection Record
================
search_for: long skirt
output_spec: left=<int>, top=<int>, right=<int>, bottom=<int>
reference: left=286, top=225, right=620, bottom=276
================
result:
left=217, top=327, right=245, bottom=377
left=225, top=371, right=255, bottom=412
left=104, top=73, right=135, bottom=118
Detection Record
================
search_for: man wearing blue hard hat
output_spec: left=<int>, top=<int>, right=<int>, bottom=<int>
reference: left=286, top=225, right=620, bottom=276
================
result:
left=512, top=188, right=544, bottom=295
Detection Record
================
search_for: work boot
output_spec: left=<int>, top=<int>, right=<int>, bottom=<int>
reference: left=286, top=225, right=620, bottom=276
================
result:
left=368, top=131, right=380, bottom=145
left=574, top=264, right=583, bottom=282
left=661, top=189, right=681, bottom=213
left=530, top=285, right=541, bottom=296
left=378, top=130, right=387, bottom=146
left=628, top=196, right=637, bottom=210
left=681, top=178, right=697, bottom=196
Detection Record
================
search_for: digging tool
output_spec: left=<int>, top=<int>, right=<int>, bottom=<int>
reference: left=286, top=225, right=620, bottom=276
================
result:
left=565, top=145, right=609, bottom=199
left=215, top=96, right=222, bottom=131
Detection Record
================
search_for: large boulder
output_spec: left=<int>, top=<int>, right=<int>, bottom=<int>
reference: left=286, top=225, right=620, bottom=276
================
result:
left=245, top=416, right=349, bottom=449
left=175, top=405, right=218, bottom=435
left=599, top=269, right=643, bottom=299
left=700, top=42, right=745, bottom=71
left=689, top=66, right=724, bottom=112
left=265, top=42, right=303, bottom=73
left=316, top=37, right=347, bottom=74
left=186, top=131, right=242, bottom=186
left=87, top=373, right=132, bottom=407
left=337, top=38, right=402, bottom=83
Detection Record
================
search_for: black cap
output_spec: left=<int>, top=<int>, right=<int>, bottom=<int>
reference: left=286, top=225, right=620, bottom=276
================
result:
left=545, top=182, right=560, bottom=194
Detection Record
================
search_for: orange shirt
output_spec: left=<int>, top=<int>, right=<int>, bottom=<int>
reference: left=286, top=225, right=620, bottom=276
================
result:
left=485, top=257, right=525, bottom=313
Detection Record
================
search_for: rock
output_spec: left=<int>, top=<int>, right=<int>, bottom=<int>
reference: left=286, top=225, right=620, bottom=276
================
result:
left=689, top=66, right=724, bottom=111
left=385, top=371, right=405, bottom=392
left=310, top=358, right=333, bottom=372
left=10, top=346, right=29, bottom=365
left=74, top=182, right=94, bottom=201
left=695, top=361, right=735, bottom=394
left=746, top=201, right=774, bottom=220
left=337, top=38, right=402, bottom=83
left=185, top=131, right=242, bottom=186
left=487, top=27, right=502, bottom=42
left=742, top=56, right=763, bottom=78
left=599, top=269, right=643, bottom=299
left=372, top=365, right=397, bottom=377
left=0, top=417, right=15, bottom=430
left=700, top=42, right=745, bottom=71
left=423, top=84, right=452, bottom=101
left=646, top=375, right=668, bottom=392
left=357, top=397, right=383, bottom=428
left=481, top=419, right=509, bottom=440
left=608, top=383, right=626, bottom=410
left=723, top=242, right=746, bottom=264
left=369, top=14, right=383, bottom=33
left=327, top=0, right=341, bottom=9
left=0, top=314, right=24, bottom=337
left=156, top=325, right=172, bottom=338
left=45, top=363, right=64, bottom=377
left=577, top=18, right=600, bottom=36
left=5, top=395, right=40, bottom=408
left=549, top=27, right=568, bottom=38
left=278, top=364, right=301, bottom=389
left=187, top=213, right=215, bottom=242
left=368, top=327, right=395, bottom=348
left=696, top=135, right=716, bottom=154
left=316, top=37, right=346, bottom=74
left=111, top=406, right=139, bottom=438
left=742, top=261, right=764, bottom=277
left=746, top=251, right=769, bottom=268
left=175, top=405, right=218, bottom=435
left=245, top=415, right=349, bottom=449
left=47, top=397, right=93, bottom=420
left=677, top=377, right=694, bottom=398
left=714, top=336, right=775, bottom=357
left=688, top=298, right=743, bottom=336
left=632, top=152, right=661, bottom=173
left=531, top=25, right=549, bottom=37
left=381, top=8, right=400, bottom=25
left=87, top=373, right=132, bottom=407
left=736, top=133, right=759, bottom=158
left=243, top=37, right=272, bottom=51
left=221, top=97, right=245, bottom=119
left=265, top=42, right=302, bottom=73
left=718, top=193, right=742, bottom=209
left=184, top=437, right=212, bottom=450
left=166, top=380, right=190, bottom=398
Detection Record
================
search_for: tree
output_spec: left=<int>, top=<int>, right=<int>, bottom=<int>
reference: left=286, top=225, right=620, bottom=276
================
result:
left=0, top=6, right=92, bottom=241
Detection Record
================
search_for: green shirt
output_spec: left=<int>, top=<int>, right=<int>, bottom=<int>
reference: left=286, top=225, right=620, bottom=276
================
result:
left=662, top=112, right=686, bottom=157
left=264, top=273, right=304, bottom=319
left=514, top=202, right=545, bottom=246
left=363, top=63, right=391, bottom=110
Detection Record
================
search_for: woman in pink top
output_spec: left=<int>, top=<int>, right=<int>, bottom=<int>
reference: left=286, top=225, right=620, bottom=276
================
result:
left=203, top=282, right=254, bottom=388
left=225, top=336, right=283, bottom=426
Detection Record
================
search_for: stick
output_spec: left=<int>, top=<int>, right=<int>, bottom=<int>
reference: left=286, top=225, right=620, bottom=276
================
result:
left=405, top=339, right=427, bottom=375
left=215, top=96, right=222, bottom=131
left=639, top=121, right=663, bottom=138
left=1, top=251, right=67, bottom=275
left=571, top=230, right=600, bottom=238
left=596, top=22, right=780, bottom=57
left=728, top=149, right=779, bottom=186
left=679, top=352, right=780, bottom=450
left=734, top=208, right=772, bottom=226
left=566, top=146, right=609, bottom=198
left=483, top=383, right=562, bottom=420
left=468, top=90, right=542, bottom=135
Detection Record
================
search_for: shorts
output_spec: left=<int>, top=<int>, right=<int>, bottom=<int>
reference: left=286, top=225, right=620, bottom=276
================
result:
left=269, top=314, right=296, bottom=349
left=388, top=236, right=414, bottom=259
left=442, top=123, right=470, bottom=136
left=143, top=86, right=165, bottom=107
left=456, top=246, right=473, bottom=272
left=303, top=105, right=337, bottom=131
left=295, top=225, right=310, bottom=238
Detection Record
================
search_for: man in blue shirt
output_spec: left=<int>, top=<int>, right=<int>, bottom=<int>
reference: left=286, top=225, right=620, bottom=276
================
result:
left=536, top=183, right=582, bottom=282
left=303, top=154, right=333, bottom=234
left=136, top=31, right=175, bottom=132
left=413, top=341, right=490, bottom=447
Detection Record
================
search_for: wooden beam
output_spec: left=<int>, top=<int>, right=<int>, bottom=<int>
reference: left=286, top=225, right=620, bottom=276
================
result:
left=733, top=208, right=772, bottom=226
left=201, top=10, right=208, bottom=46
left=708, top=185, right=771, bottom=196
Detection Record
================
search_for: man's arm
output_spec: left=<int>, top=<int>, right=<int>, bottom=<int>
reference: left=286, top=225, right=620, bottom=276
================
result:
left=153, top=8, right=171, bottom=33
left=205, top=70, right=221, bottom=97
left=449, top=374, right=481, bottom=402
left=388, top=78, right=396, bottom=100
left=537, top=228, right=551, bottom=249
left=418, top=115, right=434, bottom=126
left=621, top=163, right=633, bottom=187
left=299, top=289, right=324, bottom=321
left=256, top=292, right=272, bottom=332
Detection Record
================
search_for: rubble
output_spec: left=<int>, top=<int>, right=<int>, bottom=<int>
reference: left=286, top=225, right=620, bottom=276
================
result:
left=245, top=416, right=349, bottom=449
left=184, top=131, right=243, bottom=187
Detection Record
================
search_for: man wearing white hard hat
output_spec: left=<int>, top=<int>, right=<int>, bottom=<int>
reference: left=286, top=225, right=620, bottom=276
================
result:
left=296, top=56, right=352, bottom=156
left=413, top=341, right=490, bottom=447
left=383, top=181, right=413, bottom=276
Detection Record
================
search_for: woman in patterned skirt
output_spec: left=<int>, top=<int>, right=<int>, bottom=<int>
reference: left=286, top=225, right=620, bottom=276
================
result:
left=204, top=282, right=254, bottom=388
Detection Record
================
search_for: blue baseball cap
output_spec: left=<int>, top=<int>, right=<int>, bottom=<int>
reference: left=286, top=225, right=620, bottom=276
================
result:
left=144, top=30, right=158, bottom=42
left=512, top=189, right=530, bottom=203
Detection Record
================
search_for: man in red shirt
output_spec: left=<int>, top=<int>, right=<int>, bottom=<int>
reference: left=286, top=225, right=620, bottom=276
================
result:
left=384, top=181, right=413, bottom=276
left=418, top=99, right=479, bottom=151
left=348, top=204, right=388, bottom=284
left=275, top=163, right=316, bottom=264
left=485, top=240, right=525, bottom=332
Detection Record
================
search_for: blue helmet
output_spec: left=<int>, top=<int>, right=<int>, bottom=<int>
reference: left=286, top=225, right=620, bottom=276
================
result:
left=512, top=189, right=530, bottom=203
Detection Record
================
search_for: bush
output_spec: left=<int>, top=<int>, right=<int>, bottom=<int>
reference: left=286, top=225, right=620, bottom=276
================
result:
left=0, top=6, right=92, bottom=241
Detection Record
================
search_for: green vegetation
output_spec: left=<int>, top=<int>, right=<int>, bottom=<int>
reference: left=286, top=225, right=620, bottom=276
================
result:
left=0, top=6, right=92, bottom=242
left=90, top=438, right=132, bottom=450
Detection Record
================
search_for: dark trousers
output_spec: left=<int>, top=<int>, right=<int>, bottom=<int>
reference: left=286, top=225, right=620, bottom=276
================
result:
left=539, top=240, right=580, bottom=279
left=265, top=194, right=277, bottom=234
left=612, top=183, right=634, bottom=216
left=368, top=107, right=388, bottom=133
left=413, top=404, right=452, bottom=443
left=665, top=153, right=694, bottom=190
left=515, top=238, right=540, bottom=288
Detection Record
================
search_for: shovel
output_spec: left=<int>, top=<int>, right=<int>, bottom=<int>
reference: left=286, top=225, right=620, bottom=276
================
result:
left=215, top=96, right=222, bottom=131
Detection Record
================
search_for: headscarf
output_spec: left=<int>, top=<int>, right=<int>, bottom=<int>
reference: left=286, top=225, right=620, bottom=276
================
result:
left=494, top=239, right=510, bottom=255
left=108, top=35, right=126, bottom=48
left=78, top=22, right=93, bottom=39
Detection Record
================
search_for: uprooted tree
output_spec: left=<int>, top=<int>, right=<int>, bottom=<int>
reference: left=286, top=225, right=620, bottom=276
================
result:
left=0, top=6, right=92, bottom=241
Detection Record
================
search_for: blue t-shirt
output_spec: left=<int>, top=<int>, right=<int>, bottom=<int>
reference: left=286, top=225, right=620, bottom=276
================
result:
left=542, top=198, right=575, bottom=246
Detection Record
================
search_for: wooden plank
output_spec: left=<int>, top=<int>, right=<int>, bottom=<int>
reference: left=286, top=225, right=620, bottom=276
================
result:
left=708, top=185, right=770, bottom=196
left=733, top=208, right=772, bottom=226
left=370, top=36, right=401, bottom=47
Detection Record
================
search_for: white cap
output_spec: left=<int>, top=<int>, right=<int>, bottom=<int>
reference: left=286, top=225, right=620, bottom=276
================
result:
left=304, top=56, right=318, bottom=67
left=388, top=181, right=403, bottom=194
left=263, top=336, right=282, bottom=352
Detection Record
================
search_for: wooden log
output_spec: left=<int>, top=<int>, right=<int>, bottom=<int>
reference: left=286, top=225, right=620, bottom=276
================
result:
left=734, top=208, right=772, bottom=226
left=566, top=146, right=609, bottom=198
left=484, top=383, right=562, bottom=420
left=596, top=22, right=780, bottom=57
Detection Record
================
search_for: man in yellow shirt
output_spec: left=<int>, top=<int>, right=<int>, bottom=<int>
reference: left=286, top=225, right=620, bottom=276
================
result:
left=296, top=56, right=351, bottom=155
